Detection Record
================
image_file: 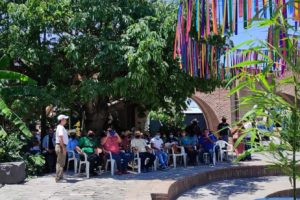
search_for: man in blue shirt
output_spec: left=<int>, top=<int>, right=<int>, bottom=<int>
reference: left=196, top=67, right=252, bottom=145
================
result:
left=179, top=129, right=197, bottom=166
left=67, top=132, right=79, bottom=159
left=42, top=127, right=56, bottom=172
left=198, top=129, right=217, bottom=164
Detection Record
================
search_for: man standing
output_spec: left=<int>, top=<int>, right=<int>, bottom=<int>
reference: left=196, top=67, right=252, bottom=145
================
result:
left=55, top=114, right=69, bottom=182
left=217, top=117, right=230, bottom=142
left=42, top=126, right=56, bottom=173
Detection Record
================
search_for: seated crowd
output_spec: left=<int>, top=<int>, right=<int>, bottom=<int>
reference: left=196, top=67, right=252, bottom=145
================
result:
left=34, top=117, right=251, bottom=176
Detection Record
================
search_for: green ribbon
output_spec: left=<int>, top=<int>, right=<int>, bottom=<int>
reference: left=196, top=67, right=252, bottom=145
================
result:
left=243, top=0, right=247, bottom=28
left=269, top=0, right=272, bottom=18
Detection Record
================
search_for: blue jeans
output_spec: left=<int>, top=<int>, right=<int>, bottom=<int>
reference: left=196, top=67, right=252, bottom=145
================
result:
left=155, top=150, right=168, bottom=167
left=108, top=152, right=131, bottom=172
left=68, top=151, right=79, bottom=159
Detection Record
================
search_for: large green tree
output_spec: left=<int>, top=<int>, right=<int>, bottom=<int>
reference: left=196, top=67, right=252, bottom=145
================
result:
left=0, top=0, right=223, bottom=133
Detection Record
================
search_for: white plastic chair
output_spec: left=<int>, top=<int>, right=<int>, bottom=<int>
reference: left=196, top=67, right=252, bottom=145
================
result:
left=150, top=149, right=158, bottom=171
left=216, top=140, right=234, bottom=161
left=105, top=151, right=117, bottom=176
left=145, top=156, right=158, bottom=171
left=203, top=152, right=210, bottom=165
left=130, top=152, right=141, bottom=174
left=171, top=146, right=187, bottom=168
left=78, top=152, right=90, bottom=178
left=212, top=144, right=218, bottom=165
left=66, top=150, right=78, bottom=174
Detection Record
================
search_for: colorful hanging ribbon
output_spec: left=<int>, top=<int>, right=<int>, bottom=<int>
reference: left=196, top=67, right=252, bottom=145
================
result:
left=173, top=0, right=300, bottom=80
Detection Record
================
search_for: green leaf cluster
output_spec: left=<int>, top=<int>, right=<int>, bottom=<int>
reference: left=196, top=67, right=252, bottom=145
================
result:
left=228, top=4, right=300, bottom=197
left=0, top=0, right=227, bottom=132
left=0, top=55, right=44, bottom=175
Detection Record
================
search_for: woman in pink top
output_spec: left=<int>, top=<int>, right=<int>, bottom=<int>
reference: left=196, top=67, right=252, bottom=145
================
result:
left=101, top=127, right=131, bottom=175
left=231, top=123, right=245, bottom=157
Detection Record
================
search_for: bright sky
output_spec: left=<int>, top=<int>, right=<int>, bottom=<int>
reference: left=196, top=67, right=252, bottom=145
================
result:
left=231, top=20, right=268, bottom=47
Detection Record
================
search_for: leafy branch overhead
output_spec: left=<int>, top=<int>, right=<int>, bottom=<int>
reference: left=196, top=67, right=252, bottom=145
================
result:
left=0, top=0, right=229, bottom=133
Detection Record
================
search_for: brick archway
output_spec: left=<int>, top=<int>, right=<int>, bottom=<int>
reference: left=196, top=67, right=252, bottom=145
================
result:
left=191, top=95, right=219, bottom=131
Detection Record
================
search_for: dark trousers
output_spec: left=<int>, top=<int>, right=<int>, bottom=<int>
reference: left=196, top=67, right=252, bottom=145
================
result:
left=108, top=152, right=131, bottom=172
left=139, top=152, right=155, bottom=170
left=45, top=152, right=56, bottom=173
left=185, top=147, right=197, bottom=165
left=81, top=153, right=102, bottom=173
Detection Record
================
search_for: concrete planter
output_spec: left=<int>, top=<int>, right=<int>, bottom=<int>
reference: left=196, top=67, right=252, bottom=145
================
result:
left=151, top=165, right=284, bottom=200
left=0, top=162, right=26, bottom=184
left=266, top=188, right=300, bottom=198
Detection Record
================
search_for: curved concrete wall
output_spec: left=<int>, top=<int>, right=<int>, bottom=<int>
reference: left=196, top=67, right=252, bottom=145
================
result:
left=151, top=165, right=284, bottom=200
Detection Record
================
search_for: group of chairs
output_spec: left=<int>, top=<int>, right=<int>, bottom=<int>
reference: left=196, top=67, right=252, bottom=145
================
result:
left=66, top=151, right=94, bottom=178
left=166, top=140, right=236, bottom=168
left=66, top=140, right=236, bottom=178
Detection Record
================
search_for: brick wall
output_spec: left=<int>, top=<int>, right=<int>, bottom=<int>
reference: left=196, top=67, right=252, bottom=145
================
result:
left=135, top=80, right=295, bottom=132
left=194, top=88, right=232, bottom=130
left=193, top=81, right=296, bottom=130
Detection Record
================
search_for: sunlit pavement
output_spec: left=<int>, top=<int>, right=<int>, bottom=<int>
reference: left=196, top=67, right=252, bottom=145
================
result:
left=178, top=176, right=298, bottom=200
left=0, top=153, right=294, bottom=200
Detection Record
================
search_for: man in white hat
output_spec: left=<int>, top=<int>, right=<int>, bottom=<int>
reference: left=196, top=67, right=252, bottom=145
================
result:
left=55, top=114, right=69, bottom=182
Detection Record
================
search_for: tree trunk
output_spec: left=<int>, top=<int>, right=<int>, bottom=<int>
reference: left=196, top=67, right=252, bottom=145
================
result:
left=84, top=97, right=109, bottom=135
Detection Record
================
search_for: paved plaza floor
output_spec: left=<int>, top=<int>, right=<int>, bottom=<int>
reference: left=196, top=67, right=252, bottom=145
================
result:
left=178, top=176, right=297, bottom=200
left=0, top=154, right=291, bottom=200
left=0, top=165, right=227, bottom=200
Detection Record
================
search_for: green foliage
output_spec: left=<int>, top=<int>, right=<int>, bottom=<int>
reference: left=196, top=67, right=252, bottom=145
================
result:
left=0, top=55, right=10, bottom=69
left=24, top=154, right=45, bottom=176
left=0, top=0, right=227, bottom=129
left=0, top=131, right=25, bottom=161
left=0, top=55, right=44, bottom=175
left=0, top=56, right=36, bottom=138
left=229, top=6, right=300, bottom=199
left=0, top=0, right=232, bottom=175
left=149, top=109, right=185, bottom=132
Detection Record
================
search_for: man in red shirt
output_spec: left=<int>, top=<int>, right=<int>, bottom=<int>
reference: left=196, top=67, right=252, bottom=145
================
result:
left=101, top=127, right=131, bottom=175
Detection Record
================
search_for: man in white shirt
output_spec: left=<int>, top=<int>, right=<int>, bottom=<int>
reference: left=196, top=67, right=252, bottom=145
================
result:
left=55, top=114, right=69, bottom=182
left=131, top=131, right=155, bottom=172
left=150, top=132, right=168, bottom=169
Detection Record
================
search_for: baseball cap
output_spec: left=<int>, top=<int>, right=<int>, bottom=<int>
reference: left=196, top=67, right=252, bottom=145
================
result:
left=57, top=114, right=69, bottom=121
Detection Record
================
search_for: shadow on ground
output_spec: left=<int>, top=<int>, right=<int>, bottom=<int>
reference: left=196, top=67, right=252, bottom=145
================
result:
left=66, top=162, right=232, bottom=182
left=62, top=155, right=265, bottom=182
left=178, top=177, right=273, bottom=200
